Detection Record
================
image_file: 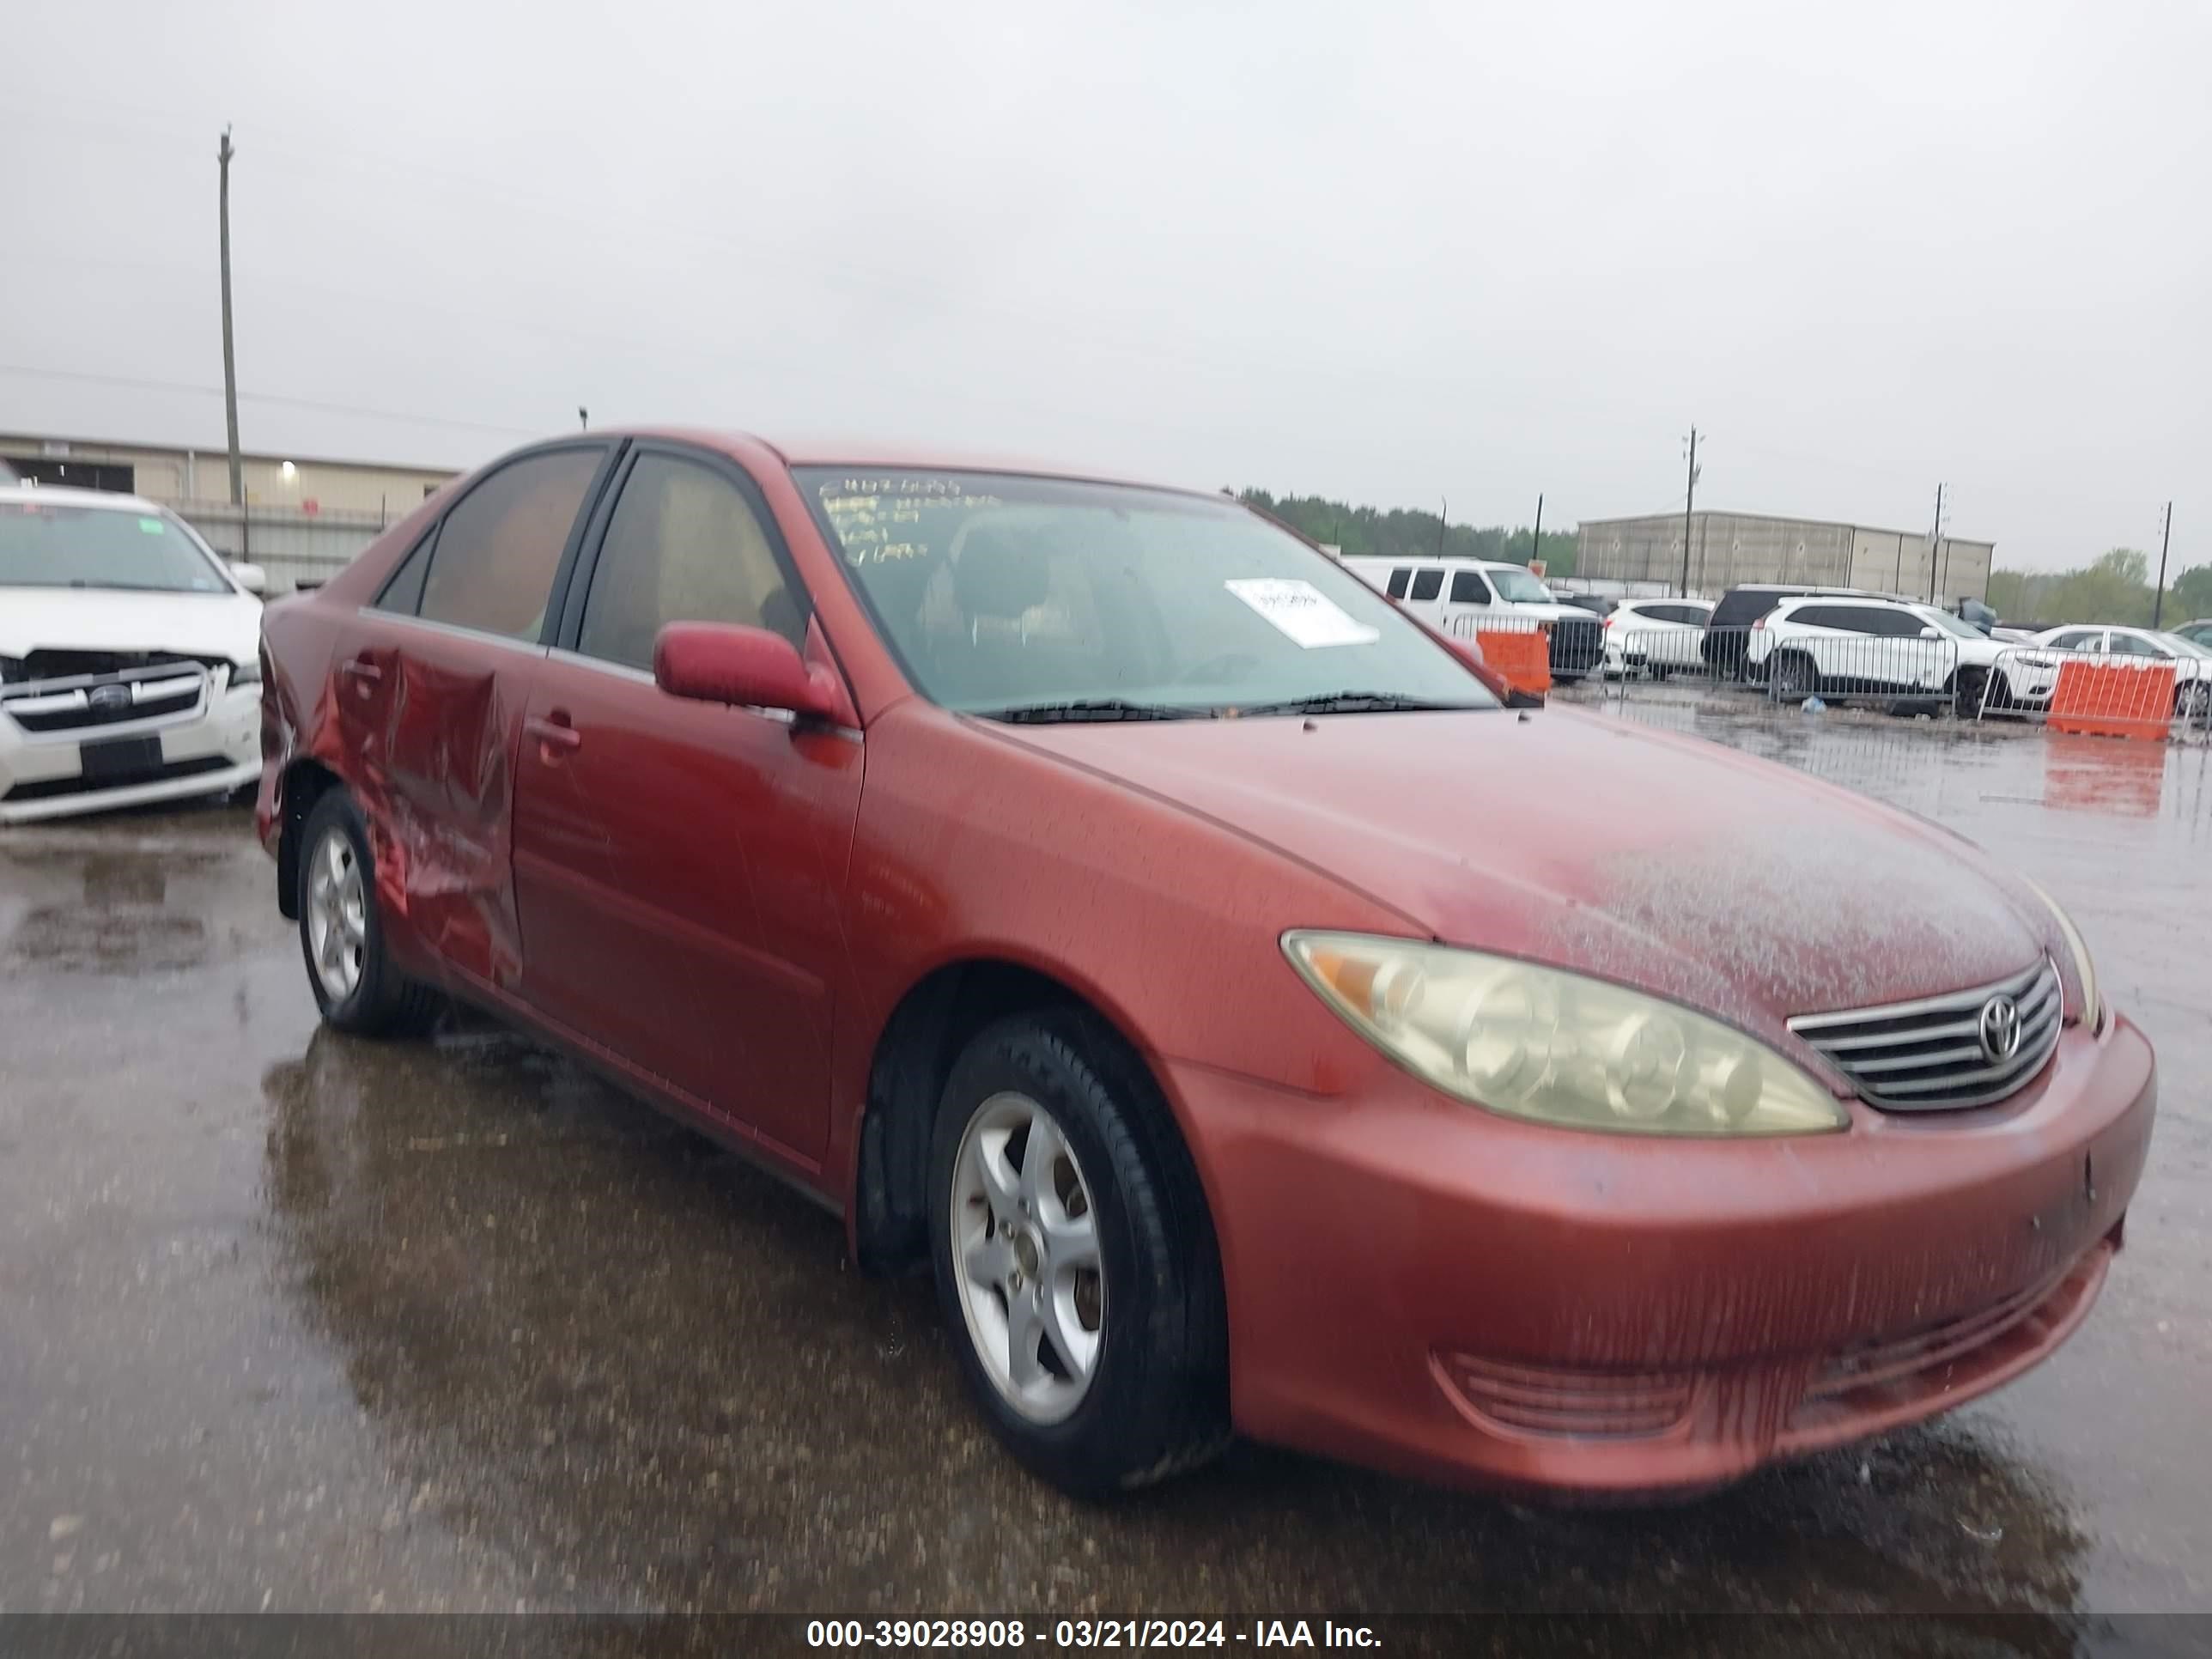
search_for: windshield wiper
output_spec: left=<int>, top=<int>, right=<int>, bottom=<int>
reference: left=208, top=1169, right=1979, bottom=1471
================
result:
left=64, top=580, right=192, bottom=592
left=980, top=698, right=1210, bottom=724
left=1232, top=690, right=1479, bottom=717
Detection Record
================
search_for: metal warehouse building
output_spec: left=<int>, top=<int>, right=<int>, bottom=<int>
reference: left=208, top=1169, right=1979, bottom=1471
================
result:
left=1576, top=510, right=1994, bottom=605
left=2, top=432, right=462, bottom=592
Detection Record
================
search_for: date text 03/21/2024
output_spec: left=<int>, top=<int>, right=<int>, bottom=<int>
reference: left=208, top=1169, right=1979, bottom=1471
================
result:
left=804, top=1620, right=1382, bottom=1649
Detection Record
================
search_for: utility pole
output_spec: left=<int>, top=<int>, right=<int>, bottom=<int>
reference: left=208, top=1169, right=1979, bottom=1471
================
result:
left=1679, top=427, right=1699, bottom=597
left=2153, top=501, right=2174, bottom=628
left=217, top=126, right=242, bottom=507
left=1530, top=493, right=1544, bottom=568
left=1925, top=482, right=1945, bottom=604
left=1436, top=496, right=1447, bottom=559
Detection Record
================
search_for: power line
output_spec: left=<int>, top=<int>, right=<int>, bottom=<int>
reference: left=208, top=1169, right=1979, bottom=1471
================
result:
left=0, top=362, right=541, bottom=438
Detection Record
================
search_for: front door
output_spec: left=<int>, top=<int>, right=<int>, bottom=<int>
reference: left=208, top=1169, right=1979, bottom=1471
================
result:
left=509, top=445, right=863, bottom=1170
left=333, top=442, right=611, bottom=988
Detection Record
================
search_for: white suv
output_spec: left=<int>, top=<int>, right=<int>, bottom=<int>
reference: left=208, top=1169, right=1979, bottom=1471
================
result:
left=1747, top=596, right=2058, bottom=713
left=1, top=484, right=267, bottom=823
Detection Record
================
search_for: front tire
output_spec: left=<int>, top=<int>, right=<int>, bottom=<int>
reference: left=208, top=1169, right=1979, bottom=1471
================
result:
left=1953, top=666, right=1989, bottom=718
left=928, top=1012, right=1228, bottom=1498
left=296, top=789, right=441, bottom=1037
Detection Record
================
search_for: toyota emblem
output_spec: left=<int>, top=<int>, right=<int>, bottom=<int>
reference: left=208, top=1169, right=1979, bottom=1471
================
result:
left=1978, top=994, right=2023, bottom=1063
left=87, top=683, right=132, bottom=714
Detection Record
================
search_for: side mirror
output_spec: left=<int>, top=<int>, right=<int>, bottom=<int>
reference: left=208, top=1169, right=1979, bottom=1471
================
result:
left=1919, top=625, right=1941, bottom=639
left=230, top=562, right=269, bottom=597
left=653, top=622, right=842, bottom=721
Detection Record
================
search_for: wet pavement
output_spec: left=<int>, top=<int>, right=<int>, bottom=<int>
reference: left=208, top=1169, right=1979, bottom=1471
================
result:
left=2, top=705, right=2208, bottom=1643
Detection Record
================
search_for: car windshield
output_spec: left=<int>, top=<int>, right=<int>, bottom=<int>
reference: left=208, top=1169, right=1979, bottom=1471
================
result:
left=795, top=470, right=1500, bottom=719
left=1486, top=567, right=1552, bottom=604
left=0, top=500, right=232, bottom=592
left=1917, top=607, right=1984, bottom=640
left=2156, top=632, right=2212, bottom=659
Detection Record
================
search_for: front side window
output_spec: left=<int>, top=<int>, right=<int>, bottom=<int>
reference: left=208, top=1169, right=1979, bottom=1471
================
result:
left=576, top=454, right=804, bottom=672
left=1449, top=570, right=1492, bottom=605
left=1408, top=568, right=1443, bottom=602
left=2045, top=629, right=2099, bottom=651
left=1789, top=605, right=1852, bottom=631
left=418, top=447, right=602, bottom=641
left=795, top=470, right=1498, bottom=718
left=0, top=501, right=232, bottom=593
left=1486, top=567, right=1551, bottom=604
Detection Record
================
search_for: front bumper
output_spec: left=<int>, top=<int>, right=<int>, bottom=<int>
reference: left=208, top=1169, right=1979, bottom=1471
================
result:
left=0, top=685, right=260, bottom=825
left=1170, top=1014, right=2153, bottom=1498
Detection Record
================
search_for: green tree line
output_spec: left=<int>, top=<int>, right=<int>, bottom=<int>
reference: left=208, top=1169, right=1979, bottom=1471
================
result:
left=1986, top=550, right=2212, bottom=629
left=1239, top=489, right=1579, bottom=578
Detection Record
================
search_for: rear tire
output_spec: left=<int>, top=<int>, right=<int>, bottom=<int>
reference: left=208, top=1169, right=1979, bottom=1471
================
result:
left=296, top=789, right=442, bottom=1038
left=927, top=1011, right=1229, bottom=1498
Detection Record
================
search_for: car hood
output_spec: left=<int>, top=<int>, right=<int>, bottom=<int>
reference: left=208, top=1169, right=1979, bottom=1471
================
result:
left=992, top=707, right=2059, bottom=1045
left=0, top=586, right=262, bottom=668
left=1507, top=600, right=1593, bottom=623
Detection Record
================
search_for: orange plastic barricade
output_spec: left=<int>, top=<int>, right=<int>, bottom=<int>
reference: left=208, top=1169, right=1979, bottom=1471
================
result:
left=1475, top=629, right=1552, bottom=696
left=2046, top=660, right=2175, bottom=741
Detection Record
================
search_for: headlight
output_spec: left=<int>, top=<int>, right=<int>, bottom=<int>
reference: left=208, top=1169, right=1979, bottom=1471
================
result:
left=1283, top=933, right=1849, bottom=1137
left=2021, top=878, right=2100, bottom=1031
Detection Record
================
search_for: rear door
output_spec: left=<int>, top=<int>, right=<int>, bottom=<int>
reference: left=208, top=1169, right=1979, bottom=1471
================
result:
left=332, top=441, right=612, bottom=988
left=1402, top=564, right=1445, bottom=624
left=508, top=443, right=863, bottom=1169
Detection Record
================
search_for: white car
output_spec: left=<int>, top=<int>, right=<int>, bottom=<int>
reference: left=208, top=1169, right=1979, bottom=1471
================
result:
left=1746, top=596, right=2060, bottom=712
left=1340, top=556, right=1604, bottom=680
left=2028, top=623, right=2212, bottom=720
left=1, top=484, right=267, bottom=823
left=1600, top=599, right=1712, bottom=678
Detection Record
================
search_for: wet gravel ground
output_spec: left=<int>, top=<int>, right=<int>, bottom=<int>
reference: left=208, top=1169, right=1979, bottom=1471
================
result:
left=2, top=697, right=2207, bottom=1647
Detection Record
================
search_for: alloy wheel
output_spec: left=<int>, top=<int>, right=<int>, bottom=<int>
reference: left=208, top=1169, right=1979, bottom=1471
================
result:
left=948, top=1091, right=1105, bottom=1424
left=306, top=826, right=367, bottom=1001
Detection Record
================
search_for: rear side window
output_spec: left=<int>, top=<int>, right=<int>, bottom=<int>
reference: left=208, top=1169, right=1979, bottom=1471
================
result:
left=1384, top=567, right=1412, bottom=598
left=419, top=447, right=602, bottom=641
left=1449, top=570, right=1492, bottom=605
left=1647, top=604, right=1706, bottom=625
left=1408, top=568, right=1443, bottom=602
left=576, top=453, right=805, bottom=672
left=374, top=525, right=437, bottom=614
left=1715, top=588, right=1798, bottom=629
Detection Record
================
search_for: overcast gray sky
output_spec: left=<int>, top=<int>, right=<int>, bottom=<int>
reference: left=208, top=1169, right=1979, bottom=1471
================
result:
left=4, top=0, right=2205, bottom=572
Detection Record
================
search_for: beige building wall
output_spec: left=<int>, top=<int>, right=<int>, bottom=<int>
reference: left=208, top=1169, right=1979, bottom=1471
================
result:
left=1, top=434, right=459, bottom=522
left=1579, top=511, right=1993, bottom=603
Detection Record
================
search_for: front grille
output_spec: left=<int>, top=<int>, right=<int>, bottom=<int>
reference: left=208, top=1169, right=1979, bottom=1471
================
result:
left=1434, top=1352, right=1693, bottom=1440
left=1, top=754, right=234, bottom=803
left=1788, top=957, right=2062, bottom=1111
left=1, top=665, right=212, bottom=736
left=1548, top=615, right=1603, bottom=675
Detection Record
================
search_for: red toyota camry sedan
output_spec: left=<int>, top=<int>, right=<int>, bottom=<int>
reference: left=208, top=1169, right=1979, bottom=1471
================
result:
left=255, top=430, right=2154, bottom=1500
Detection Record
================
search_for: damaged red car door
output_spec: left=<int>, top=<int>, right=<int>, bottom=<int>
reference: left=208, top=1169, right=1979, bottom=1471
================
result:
left=337, top=442, right=611, bottom=988
left=507, top=445, right=862, bottom=1170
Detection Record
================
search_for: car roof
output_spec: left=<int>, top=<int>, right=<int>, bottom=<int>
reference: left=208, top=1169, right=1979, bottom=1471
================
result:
left=0, top=483, right=165, bottom=513
left=605, top=427, right=1223, bottom=500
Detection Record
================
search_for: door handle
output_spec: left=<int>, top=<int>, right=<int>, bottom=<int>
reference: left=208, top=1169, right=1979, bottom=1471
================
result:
left=340, top=658, right=383, bottom=684
left=525, top=714, right=582, bottom=756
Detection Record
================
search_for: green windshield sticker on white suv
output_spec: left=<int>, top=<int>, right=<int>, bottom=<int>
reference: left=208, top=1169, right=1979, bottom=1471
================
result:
left=138, top=518, right=166, bottom=534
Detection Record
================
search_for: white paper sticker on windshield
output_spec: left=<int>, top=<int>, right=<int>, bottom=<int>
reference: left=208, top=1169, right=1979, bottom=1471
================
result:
left=1224, top=579, right=1380, bottom=649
